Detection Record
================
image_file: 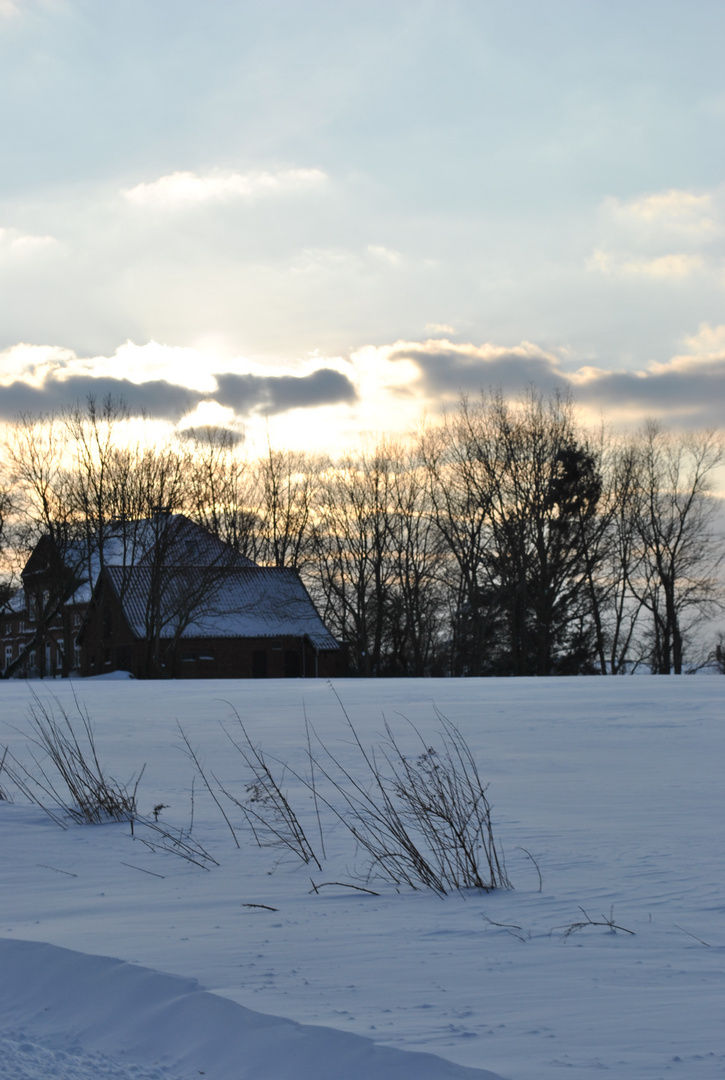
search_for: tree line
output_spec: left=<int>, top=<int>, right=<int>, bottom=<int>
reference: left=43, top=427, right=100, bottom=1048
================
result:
left=1, top=389, right=723, bottom=676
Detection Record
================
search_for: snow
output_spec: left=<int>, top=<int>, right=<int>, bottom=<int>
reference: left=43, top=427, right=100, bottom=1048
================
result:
left=0, top=677, right=723, bottom=1080
left=0, top=939, right=493, bottom=1080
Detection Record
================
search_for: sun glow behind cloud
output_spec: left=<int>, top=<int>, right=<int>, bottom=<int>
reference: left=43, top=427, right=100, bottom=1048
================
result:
left=2, top=323, right=723, bottom=458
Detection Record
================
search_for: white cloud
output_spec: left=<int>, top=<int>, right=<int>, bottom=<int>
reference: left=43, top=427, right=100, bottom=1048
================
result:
left=425, top=323, right=457, bottom=335
left=123, top=168, right=328, bottom=209
left=588, top=187, right=724, bottom=288
left=681, top=322, right=725, bottom=357
left=588, top=249, right=705, bottom=279
left=0, top=227, right=58, bottom=257
left=0, top=342, right=76, bottom=388
left=605, top=188, right=718, bottom=239
left=177, top=400, right=238, bottom=432
left=90, top=341, right=218, bottom=393
left=0, top=340, right=219, bottom=394
left=620, top=188, right=712, bottom=222
left=366, top=244, right=402, bottom=264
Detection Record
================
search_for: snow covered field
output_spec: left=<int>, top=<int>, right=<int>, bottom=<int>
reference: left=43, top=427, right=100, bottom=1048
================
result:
left=0, top=677, right=722, bottom=1080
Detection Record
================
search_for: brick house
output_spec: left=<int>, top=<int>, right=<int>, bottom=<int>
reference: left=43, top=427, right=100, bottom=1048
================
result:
left=79, top=564, right=341, bottom=679
left=1, top=532, right=90, bottom=678
left=1, top=515, right=340, bottom=679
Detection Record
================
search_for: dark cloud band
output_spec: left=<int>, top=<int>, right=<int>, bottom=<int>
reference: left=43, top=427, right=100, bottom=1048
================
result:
left=389, top=344, right=567, bottom=397
left=214, top=367, right=357, bottom=413
left=0, top=376, right=201, bottom=420
left=573, top=361, right=725, bottom=413
left=389, top=341, right=725, bottom=426
left=0, top=366, right=357, bottom=421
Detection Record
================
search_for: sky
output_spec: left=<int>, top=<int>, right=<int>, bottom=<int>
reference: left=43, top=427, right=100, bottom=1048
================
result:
left=0, top=0, right=724, bottom=452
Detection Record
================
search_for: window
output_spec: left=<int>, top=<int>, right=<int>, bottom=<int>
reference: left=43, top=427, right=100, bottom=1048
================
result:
left=284, top=650, right=300, bottom=678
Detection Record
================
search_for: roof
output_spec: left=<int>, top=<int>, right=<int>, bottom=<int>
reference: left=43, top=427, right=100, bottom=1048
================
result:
left=23, top=515, right=256, bottom=606
left=103, top=565, right=339, bottom=651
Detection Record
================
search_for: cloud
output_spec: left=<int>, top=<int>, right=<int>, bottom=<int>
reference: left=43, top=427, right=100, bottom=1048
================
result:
left=571, top=356, right=725, bottom=423
left=586, top=187, right=724, bottom=289
left=0, top=365, right=357, bottom=423
left=564, top=324, right=725, bottom=424
left=214, top=367, right=357, bottom=414
left=176, top=401, right=243, bottom=443
left=88, top=341, right=218, bottom=394
left=604, top=188, right=718, bottom=240
left=425, top=323, right=457, bottom=335
left=366, top=245, right=402, bottom=264
left=682, top=322, right=725, bottom=356
left=0, top=330, right=720, bottom=443
left=0, top=228, right=58, bottom=259
left=366, top=334, right=725, bottom=429
left=0, top=340, right=217, bottom=395
left=0, top=342, right=78, bottom=386
left=0, top=341, right=357, bottom=424
left=123, top=168, right=328, bottom=209
left=588, top=249, right=705, bottom=279
left=385, top=339, right=567, bottom=400
left=0, top=374, right=200, bottom=420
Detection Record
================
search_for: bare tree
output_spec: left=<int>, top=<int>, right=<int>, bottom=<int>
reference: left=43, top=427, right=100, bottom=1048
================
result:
left=2, top=413, right=84, bottom=677
left=182, top=427, right=263, bottom=562
left=312, top=446, right=398, bottom=675
left=62, top=395, right=131, bottom=580
left=627, top=423, right=724, bottom=673
left=420, top=415, right=497, bottom=676
left=384, top=442, right=445, bottom=675
left=258, top=443, right=319, bottom=570
left=423, top=390, right=606, bottom=676
left=0, top=463, right=16, bottom=613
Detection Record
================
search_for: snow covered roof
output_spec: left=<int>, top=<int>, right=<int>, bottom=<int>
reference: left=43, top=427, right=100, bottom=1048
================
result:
left=104, top=565, right=339, bottom=650
left=23, top=515, right=256, bottom=607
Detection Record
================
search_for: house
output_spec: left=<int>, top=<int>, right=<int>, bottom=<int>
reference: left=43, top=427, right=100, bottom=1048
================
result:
left=0, top=533, right=87, bottom=679
left=1, top=514, right=340, bottom=679
left=0, top=587, right=50, bottom=678
left=79, top=564, right=341, bottom=679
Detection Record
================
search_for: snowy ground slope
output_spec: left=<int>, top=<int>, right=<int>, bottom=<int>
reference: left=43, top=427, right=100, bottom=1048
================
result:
left=0, top=939, right=498, bottom=1080
left=0, top=677, right=723, bottom=1080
